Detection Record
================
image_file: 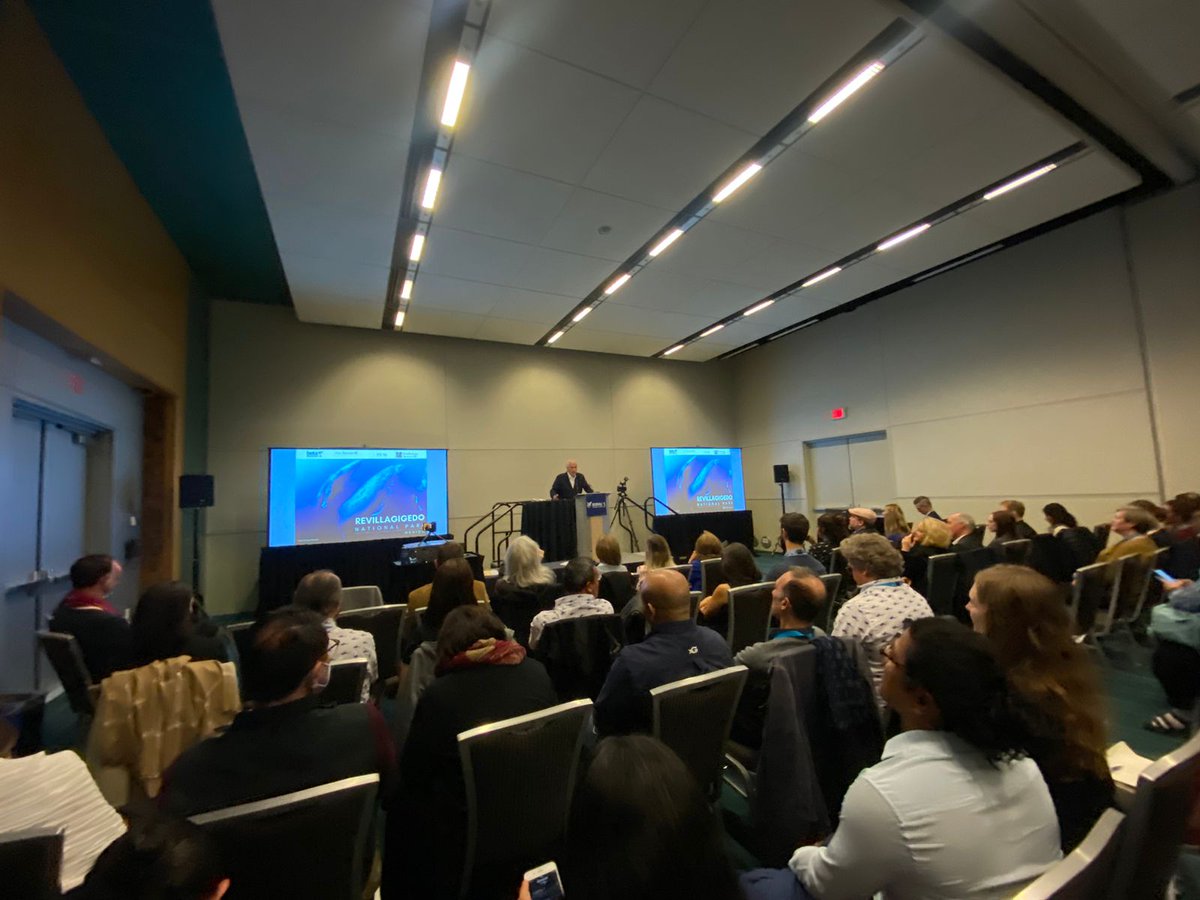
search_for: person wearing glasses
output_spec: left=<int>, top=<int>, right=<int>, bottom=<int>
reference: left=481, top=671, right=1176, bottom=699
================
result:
left=159, top=606, right=395, bottom=818
left=741, top=617, right=1060, bottom=899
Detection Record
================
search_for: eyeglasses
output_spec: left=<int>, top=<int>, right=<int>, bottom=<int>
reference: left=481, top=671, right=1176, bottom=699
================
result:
left=326, top=638, right=341, bottom=655
left=880, top=641, right=904, bottom=668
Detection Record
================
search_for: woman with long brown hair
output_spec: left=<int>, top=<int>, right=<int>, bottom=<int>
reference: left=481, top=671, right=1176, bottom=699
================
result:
left=967, top=564, right=1113, bottom=851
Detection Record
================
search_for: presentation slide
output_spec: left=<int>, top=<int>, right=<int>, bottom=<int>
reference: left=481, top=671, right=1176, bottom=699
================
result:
left=650, top=447, right=746, bottom=516
left=267, top=448, right=448, bottom=548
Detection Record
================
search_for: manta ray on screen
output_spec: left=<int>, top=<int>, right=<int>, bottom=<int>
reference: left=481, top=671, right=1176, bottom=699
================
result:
left=316, top=461, right=427, bottom=524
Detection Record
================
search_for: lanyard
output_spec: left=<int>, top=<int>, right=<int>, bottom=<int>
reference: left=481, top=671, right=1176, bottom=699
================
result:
left=773, top=629, right=815, bottom=641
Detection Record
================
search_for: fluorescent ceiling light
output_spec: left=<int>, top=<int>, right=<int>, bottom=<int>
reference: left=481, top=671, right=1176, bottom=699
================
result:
left=663, top=344, right=685, bottom=356
left=700, top=323, right=725, bottom=338
left=400, top=279, right=413, bottom=300
left=409, top=233, right=425, bottom=262
left=983, top=163, right=1058, bottom=201
left=572, top=307, right=592, bottom=323
left=604, top=273, right=631, bottom=295
left=876, top=223, right=930, bottom=251
left=420, top=168, right=443, bottom=210
left=393, top=311, right=405, bottom=328
left=648, top=228, right=684, bottom=257
left=808, top=61, right=885, bottom=123
left=742, top=299, right=774, bottom=317
left=441, top=61, right=471, bottom=127
left=802, top=266, right=842, bottom=288
left=712, top=163, right=762, bottom=203
left=547, top=330, right=565, bottom=345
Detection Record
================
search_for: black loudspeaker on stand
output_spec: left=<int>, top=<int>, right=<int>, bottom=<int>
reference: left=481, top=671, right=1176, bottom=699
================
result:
left=179, top=475, right=215, bottom=595
left=773, top=464, right=790, bottom=516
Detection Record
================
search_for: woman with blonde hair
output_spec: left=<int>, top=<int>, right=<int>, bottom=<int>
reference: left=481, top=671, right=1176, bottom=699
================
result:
left=687, top=530, right=723, bottom=591
left=882, top=504, right=910, bottom=546
left=638, top=534, right=674, bottom=573
left=899, top=517, right=952, bottom=597
left=967, top=564, right=1113, bottom=851
left=492, top=535, right=560, bottom=646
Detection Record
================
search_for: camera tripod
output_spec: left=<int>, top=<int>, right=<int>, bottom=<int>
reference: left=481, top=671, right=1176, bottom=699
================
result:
left=609, top=478, right=677, bottom=551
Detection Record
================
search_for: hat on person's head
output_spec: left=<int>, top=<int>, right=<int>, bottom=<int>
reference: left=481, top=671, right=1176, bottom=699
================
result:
left=848, top=507, right=876, bottom=522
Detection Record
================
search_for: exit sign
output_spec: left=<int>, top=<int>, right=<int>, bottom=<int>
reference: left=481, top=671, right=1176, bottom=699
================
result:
left=831, top=407, right=846, bottom=420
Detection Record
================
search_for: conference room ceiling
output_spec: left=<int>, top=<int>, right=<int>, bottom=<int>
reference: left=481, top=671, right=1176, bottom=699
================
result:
left=210, top=0, right=1195, bottom=362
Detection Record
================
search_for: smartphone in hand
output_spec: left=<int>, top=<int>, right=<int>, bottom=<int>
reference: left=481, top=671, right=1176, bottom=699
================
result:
left=525, top=862, right=564, bottom=900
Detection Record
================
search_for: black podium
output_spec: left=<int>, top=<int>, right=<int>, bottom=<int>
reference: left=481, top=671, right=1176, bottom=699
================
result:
left=653, top=510, right=755, bottom=560
left=520, top=499, right=576, bottom=562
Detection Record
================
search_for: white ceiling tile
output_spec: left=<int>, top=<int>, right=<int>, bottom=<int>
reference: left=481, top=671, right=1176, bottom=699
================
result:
left=415, top=274, right=575, bottom=323
left=582, top=94, right=758, bottom=210
left=487, top=0, right=707, bottom=90
left=453, top=36, right=641, bottom=183
left=609, top=267, right=762, bottom=316
left=288, top=292, right=386, bottom=329
left=669, top=341, right=737, bottom=362
left=421, top=226, right=536, bottom=287
left=539, top=188, right=676, bottom=262
left=556, top=328, right=670, bottom=357
left=405, top=307, right=486, bottom=339
left=266, top=199, right=397, bottom=269
left=515, top=246, right=616, bottom=297
left=475, top=317, right=558, bottom=345
left=1077, top=0, right=1200, bottom=96
left=583, top=302, right=716, bottom=339
left=649, top=0, right=898, bottom=134
left=651, top=218, right=828, bottom=291
left=434, top=155, right=574, bottom=246
left=281, top=251, right=392, bottom=327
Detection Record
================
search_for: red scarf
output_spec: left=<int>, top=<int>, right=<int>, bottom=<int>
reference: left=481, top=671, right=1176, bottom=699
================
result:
left=436, top=638, right=526, bottom=675
left=61, top=589, right=120, bottom=617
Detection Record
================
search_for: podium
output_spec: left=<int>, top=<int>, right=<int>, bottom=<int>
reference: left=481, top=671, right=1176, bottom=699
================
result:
left=574, top=493, right=610, bottom=559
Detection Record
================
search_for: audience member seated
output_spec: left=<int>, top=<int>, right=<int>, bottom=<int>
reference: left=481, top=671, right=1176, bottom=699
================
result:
left=49, top=554, right=131, bottom=681
left=595, top=534, right=635, bottom=609
left=946, top=512, right=982, bottom=552
left=697, top=541, right=764, bottom=636
left=900, top=517, right=952, bottom=597
left=1165, top=495, right=1200, bottom=541
left=735, top=569, right=827, bottom=674
left=404, top=541, right=488, bottom=611
left=986, top=509, right=1021, bottom=554
left=766, top=512, right=827, bottom=580
left=594, top=534, right=627, bottom=576
left=292, top=569, right=377, bottom=701
left=492, top=535, right=561, bottom=647
left=883, top=504, right=910, bottom=547
left=686, top=530, right=724, bottom=590
left=160, top=607, right=395, bottom=818
left=382, top=605, right=556, bottom=899
left=594, top=570, right=733, bottom=736
left=65, top=814, right=229, bottom=900
left=131, top=582, right=232, bottom=667
left=968, top=565, right=1114, bottom=851
left=556, top=735, right=743, bottom=900
left=1154, top=497, right=1200, bottom=579
left=1146, top=575, right=1200, bottom=734
left=1096, top=505, right=1159, bottom=563
left=739, top=618, right=1060, bottom=900
left=1000, top=499, right=1039, bottom=541
left=847, top=507, right=876, bottom=535
left=809, top=512, right=849, bottom=571
left=637, top=533, right=675, bottom=575
left=913, top=495, right=942, bottom=521
left=1042, top=502, right=1100, bottom=570
left=831, top=534, right=933, bottom=700
left=528, top=557, right=614, bottom=649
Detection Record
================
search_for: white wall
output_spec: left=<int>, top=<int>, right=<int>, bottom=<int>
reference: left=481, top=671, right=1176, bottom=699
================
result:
left=205, top=302, right=736, bottom=615
left=733, top=182, right=1200, bottom=537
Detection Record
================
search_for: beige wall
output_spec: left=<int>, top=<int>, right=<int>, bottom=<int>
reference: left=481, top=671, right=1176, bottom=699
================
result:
left=734, top=183, right=1200, bottom=539
left=205, top=302, right=736, bottom=614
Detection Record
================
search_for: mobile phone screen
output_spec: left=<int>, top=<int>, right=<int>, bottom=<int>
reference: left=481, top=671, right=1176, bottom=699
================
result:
left=1154, top=569, right=1173, bottom=582
left=529, top=870, right=564, bottom=900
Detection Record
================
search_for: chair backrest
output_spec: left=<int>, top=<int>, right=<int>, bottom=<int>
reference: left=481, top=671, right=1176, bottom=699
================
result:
left=652, top=665, right=749, bottom=798
left=817, top=573, right=842, bottom=630
left=829, top=548, right=849, bottom=582
left=1013, top=808, right=1125, bottom=900
left=225, top=620, right=256, bottom=662
left=597, top=571, right=635, bottom=609
left=190, top=774, right=379, bottom=900
left=1001, top=539, right=1033, bottom=566
left=0, top=827, right=64, bottom=900
left=958, top=546, right=996, bottom=591
left=458, top=699, right=591, bottom=898
left=663, top=563, right=691, bottom=576
left=337, top=603, right=405, bottom=683
left=689, top=590, right=701, bottom=622
left=535, top=615, right=625, bottom=701
left=340, top=584, right=384, bottom=611
left=924, top=553, right=959, bottom=616
left=1108, top=730, right=1200, bottom=899
left=700, top=557, right=725, bottom=596
left=1069, top=561, right=1119, bottom=637
left=1111, top=550, right=1163, bottom=627
left=36, top=631, right=95, bottom=716
left=321, top=659, right=368, bottom=705
left=726, top=582, right=775, bottom=654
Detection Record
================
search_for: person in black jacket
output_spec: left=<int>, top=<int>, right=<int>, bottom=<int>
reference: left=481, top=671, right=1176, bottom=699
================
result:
left=946, top=513, right=983, bottom=553
left=130, top=582, right=232, bottom=667
left=382, top=605, right=557, bottom=899
left=1001, top=499, right=1039, bottom=541
left=48, top=555, right=132, bottom=681
left=549, top=459, right=592, bottom=499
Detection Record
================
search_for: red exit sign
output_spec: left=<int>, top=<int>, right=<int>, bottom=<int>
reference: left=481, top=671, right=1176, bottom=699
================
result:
left=831, top=407, right=846, bottom=420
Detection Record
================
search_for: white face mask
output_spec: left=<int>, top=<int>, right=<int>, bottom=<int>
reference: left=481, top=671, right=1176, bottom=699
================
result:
left=312, top=660, right=331, bottom=692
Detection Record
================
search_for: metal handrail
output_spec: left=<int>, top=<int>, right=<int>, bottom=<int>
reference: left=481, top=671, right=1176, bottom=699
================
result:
left=463, top=500, right=524, bottom=566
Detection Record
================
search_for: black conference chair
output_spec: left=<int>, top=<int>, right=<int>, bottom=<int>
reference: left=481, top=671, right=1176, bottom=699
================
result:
left=726, top=582, right=774, bottom=654
left=700, top=557, right=726, bottom=596
left=1069, top=561, right=1118, bottom=638
left=0, top=826, right=64, bottom=900
left=1106, top=549, right=1166, bottom=636
left=818, top=573, right=842, bottom=631
left=689, top=590, right=702, bottom=622
left=225, top=621, right=256, bottom=664
left=925, top=553, right=959, bottom=617
left=534, top=614, right=624, bottom=701
left=1013, top=808, right=1125, bottom=900
left=651, top=665, right=748, bottom=800
left=458, top=700, right=591, bottom=899
left=190, top=774, right=379, bottom=900
left=597, top=570, right=635, bottom=609
left=340, top=585, right=384, bottom=611
left=321, top=658, right=368, bottom=705
left=36, top=631, right=96, bottom=717
left=337, top=603, right=405, bottom=693
left=999, top=539, right=1033, bottom=566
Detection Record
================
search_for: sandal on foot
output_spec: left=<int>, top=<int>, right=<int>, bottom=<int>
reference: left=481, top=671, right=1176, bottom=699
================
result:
left=1145, top=712, right=1190, bottom=734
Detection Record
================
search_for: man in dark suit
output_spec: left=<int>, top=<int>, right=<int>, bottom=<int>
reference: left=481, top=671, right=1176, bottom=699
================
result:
left=1001, top=499, right=1039, bottom=541
left=913, top=495, right=944, bottom=521
left=947, top=512, right=983, bottom=552
left=550, top=458, right=592, bottom=499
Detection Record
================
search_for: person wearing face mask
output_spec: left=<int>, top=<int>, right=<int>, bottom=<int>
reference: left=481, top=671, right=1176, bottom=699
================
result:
left=159, top=607, right=395, bottom=817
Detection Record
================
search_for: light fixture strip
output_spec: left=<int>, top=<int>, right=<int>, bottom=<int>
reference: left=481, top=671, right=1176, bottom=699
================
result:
left=648, top=228, right=684, bottom=257
left=409, top=233, right=426, bottom=262
left=663, top=344, right=685, bottom=356
left=801, top=266, right=842, bottom=288
left=572, top=307, right=592, bottom=323
left=876, top=222, right=930, bottom=252
left=808, top=61, right=885, bottom=123
left=400, top=279, right=414, bottom=300
left=547, top=330, right=565, bottom=345
left=983, top=163, right=1057, bottom=201
left=393, top=310, right=406, bottom=329
left=712, top=163, right=763, bottom=204
left=604, top=273, right=632, bottom=295
left=912, top=245, right=1004, bottom=283
left=441, top=61, right=471, bottom=128
left=700, top=323, right=725, bottom=338
left=743, top=299, right=775, bottom=317
left=420, top=168, right=443, bottom=210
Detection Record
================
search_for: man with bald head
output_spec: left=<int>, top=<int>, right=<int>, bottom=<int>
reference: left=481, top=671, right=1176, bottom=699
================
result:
left=550, top=459, right=593, bottom=499
left=594, top=569, right=732, bottom=735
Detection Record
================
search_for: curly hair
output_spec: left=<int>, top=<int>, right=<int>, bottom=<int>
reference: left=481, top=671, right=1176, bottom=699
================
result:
left=838, top=533, right=904, bottom=579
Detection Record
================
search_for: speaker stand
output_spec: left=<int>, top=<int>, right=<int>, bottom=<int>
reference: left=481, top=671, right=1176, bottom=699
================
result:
left=190, top=507, right=202, bottom=595
left=779, top=482, right=787, bottom=516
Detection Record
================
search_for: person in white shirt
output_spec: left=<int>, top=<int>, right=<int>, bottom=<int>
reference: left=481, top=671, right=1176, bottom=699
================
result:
left=830, top=533, right=932, bottom=700
left=528, top=557, right=613, bottom=649
left=740, top=617, right=1061, bottom=900
left=293, top=569, right=378, bottom=701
